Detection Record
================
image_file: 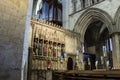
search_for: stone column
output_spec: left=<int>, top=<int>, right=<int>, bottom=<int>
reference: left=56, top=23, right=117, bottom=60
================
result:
left=0, top=0, right=29, bottom=80
left=21, top=0, right=33, bottom=80
left=112, top=33, right=120, bottom=69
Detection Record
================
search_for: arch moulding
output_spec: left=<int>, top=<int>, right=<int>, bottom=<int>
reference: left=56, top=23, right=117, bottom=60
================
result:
left=114, top=6, right=120, bottom=32
left=74, top=8, right=114, bottom=42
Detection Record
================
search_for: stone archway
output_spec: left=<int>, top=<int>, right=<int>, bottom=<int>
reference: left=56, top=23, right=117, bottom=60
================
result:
left=74, top=8, right=114, bottom=42
left=74, top=8, right=115, bottom=69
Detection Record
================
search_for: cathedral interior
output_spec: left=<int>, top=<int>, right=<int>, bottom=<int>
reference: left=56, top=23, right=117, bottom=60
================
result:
left=0, top=0, right=120, bottom=80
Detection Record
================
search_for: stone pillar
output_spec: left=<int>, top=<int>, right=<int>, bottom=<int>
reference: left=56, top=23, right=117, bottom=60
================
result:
left=0, top=0, right=32, bottom=80
left=112, top=33, right=120, bottom=69
left=21, top=0, right=33, bottom=80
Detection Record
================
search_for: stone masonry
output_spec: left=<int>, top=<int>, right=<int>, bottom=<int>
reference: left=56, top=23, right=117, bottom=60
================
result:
left=0, top=0, right=29, bottom=80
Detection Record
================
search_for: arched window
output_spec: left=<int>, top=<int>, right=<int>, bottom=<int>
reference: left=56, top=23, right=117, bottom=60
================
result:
left=79, top=0, right=104, bottom=9
left=92, top=0, right=99, bottom=5
left=81, top=0, right=86, bottom=8
left=80, top=0, right=88, bottom=9
left=71, top=0, right=77, bottom=12
left=92, top=0, right=95, bottom=5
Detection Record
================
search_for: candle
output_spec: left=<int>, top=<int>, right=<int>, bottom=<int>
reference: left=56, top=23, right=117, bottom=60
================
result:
left=95, top=61, right=98, bottom=69
left=103, top=52, right=107, bottom=57
left=106, top=60, right=109, bottom=70
left=95, top=61, right=98, bottom=65
left=88, top=58, right=90, bottom=65
left=101, top=56, right=103, bottom=61
left=106, top=60, right=109, bottom=66
left=88, top=58, right=90, bottom=62
left=101, top=56, right=104, bottom=64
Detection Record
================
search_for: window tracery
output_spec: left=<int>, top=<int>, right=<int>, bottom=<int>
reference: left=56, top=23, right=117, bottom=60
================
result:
left=78, top=0, right=105, bottom=11
left=71, top=0, right=77, bottom=12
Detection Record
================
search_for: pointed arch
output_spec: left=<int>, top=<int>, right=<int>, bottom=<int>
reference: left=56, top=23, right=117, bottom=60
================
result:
left=74, top=8, right=114, bottom=42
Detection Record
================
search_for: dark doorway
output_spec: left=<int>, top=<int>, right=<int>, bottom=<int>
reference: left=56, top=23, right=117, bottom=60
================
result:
left=67, top=57, right=73, bottom=70
left=84, top=20, right=113, bottom=70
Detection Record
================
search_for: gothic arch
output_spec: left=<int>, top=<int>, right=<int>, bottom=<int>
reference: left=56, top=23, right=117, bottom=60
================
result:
left=74, top=8, right=114, bottom=42
left=114, top=6, right=120, bottom=32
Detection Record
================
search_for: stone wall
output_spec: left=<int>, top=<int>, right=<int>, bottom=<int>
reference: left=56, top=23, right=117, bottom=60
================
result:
left=62, top=0, right=69, bottom=29
left=63, top=0, right=120, bottom=30
left=63, top=0, right=120, bottom=69
left=30, top=19, right=81, bottom=55
left=0, top=0, right=29, bottom=80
